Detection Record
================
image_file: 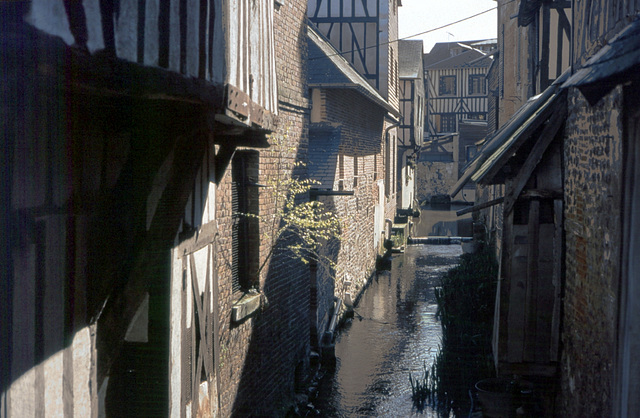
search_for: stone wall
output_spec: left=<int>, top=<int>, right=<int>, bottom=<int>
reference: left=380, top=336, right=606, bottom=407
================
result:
left=559, top=86, right=625, bottom=417
left=416, top=161, right=457, bottom=203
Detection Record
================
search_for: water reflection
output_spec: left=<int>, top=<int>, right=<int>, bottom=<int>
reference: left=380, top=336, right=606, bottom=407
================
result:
left=414, top=205, right=473, bottom=237
left=315, top=245, right=461, bottom=417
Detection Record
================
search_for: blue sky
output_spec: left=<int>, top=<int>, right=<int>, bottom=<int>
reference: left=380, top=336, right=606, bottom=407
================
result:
left=398, top=0, right=498, bottom=53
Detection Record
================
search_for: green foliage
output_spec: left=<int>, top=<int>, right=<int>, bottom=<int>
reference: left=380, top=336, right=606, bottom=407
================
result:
left=390, top=231, right=405, bottom=249
left=249, top=128, right=341, bottom=276
left=409, top=360, right=438, bottom=412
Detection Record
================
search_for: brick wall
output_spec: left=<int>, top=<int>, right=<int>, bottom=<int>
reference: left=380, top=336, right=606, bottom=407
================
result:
left=215, top=0, right=311, bottom=415
left=559, top=87, right=625, bottom=416
left=310, top=88, right=389, bottom=337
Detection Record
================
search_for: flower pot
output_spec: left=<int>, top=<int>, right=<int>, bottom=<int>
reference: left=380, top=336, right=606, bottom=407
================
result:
left=475, top=378, right=534, bottom=418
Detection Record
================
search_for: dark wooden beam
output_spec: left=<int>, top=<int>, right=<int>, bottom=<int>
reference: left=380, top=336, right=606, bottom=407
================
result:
left=96, top=128, right=210, bottom=383
left=309, top=189, right=355, bottom=199
left=504, top=100, right=567, bottom=215
left=456, top=197, right=504, bottom=216
left=214, top=144, right=237, bottom=183
left=540, top=4, right=551, bottom=90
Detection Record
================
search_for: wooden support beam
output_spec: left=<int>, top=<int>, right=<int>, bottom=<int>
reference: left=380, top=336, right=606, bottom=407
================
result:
left=549, top=199, right=563, bottom=361
left=504, top=98, right=567, bottom=215
left=214, top=144, right=237, bottom=183
left=541, top=4, right=551, bottom=90
left=520, top=189, right=563, bottom=200
left=456, top=196, right=504, bottom=216
left=524, top=200, right=540, bottom=362
left=97, top=128, right=210, bottom=383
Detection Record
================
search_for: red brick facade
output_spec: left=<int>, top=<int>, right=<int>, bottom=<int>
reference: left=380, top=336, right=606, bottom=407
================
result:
left=309, top=88, right=394, bottom=349
left=214, top=1, right=312, bottom=415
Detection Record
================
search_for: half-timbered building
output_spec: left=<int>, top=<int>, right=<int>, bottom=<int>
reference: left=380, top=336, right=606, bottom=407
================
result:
left=2, top=0, right=312, bottom=416
left=423, top=40, right=496, bottom=140
left=397, top=39, right=424, bottom=213
left=308, top=0, right=402, bottom=227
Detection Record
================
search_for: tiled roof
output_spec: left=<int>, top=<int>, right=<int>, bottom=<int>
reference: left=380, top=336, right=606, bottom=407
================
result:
left=307, top=24, right=400, bottom=117
left=398, top=40, right=424, bottom=79
left=423, top=39, right=496, bottom=69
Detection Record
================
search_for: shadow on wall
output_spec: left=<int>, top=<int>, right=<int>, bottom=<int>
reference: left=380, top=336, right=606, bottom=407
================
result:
left=230, top=135, right=342, bottom=416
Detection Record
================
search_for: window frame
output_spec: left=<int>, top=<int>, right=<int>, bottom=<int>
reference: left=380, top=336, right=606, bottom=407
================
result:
left=468, top=74, right=487, bottom=96
left=231, top=151, right=259, bottom=294
left=439, top=75, right=457, bottom=96
left=437, top=113, right=457, bottom=133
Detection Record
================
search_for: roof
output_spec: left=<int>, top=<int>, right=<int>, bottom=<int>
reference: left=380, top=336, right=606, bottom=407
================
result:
left=450, top=70, right=570, bottom=197
left=424, top=48, right=493, bottom=70
left=423, top=39, right=497, bottom=68
left=563, top=15, right=640, bottom=104
left=398, top=40, right=424, bottom=79
left=307, top=24, right=400, bottom=118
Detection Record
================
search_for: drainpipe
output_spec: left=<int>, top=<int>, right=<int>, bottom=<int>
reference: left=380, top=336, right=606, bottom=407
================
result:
left=384, top=121, right=400, bottom=139
left=384, top=121, right=400, bottom=205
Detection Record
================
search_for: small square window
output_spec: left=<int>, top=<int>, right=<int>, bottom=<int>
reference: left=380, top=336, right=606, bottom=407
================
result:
left=437, top=113, right=457, bottom=133
left=468, top=74, right=486, bottom=95
left=468, top=112, right=487, bottom=120
left=439, top=75, right=457, bottom=96
left=465, top=145, right=478, bottom=162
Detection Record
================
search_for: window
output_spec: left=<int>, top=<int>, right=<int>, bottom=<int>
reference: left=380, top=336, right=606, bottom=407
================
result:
left=467, top=112, right=487, bottom=120
left=465, top=145, right=478, bottom=162
left=469, top=74, right=486, bottom=95
left=232, top=151, right=259, bottom=293
left=439, top=75, right=456, bottom=96
left=437, top=113, right=456, bottom=133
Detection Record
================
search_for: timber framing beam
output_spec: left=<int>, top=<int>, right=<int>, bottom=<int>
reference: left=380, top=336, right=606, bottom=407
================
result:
left=97, top=128, right=211, bottom=383
left=503, top=101, right=567, bottom=215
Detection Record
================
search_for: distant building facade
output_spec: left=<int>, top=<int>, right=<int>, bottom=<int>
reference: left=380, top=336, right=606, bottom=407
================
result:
left=397, top=39, right=425, bottom=212
left=418, top=40, right=495, bottom=204
left=423, top=40, right=496, bottom=139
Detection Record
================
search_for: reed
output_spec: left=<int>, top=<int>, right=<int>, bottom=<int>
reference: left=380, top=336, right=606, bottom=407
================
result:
left=410, top=240, right=498, bottom=416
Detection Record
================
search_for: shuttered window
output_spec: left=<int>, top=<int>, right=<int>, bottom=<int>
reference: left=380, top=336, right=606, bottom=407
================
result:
left=438, top=113, right=457, bottom=133
left=231, top=151, right=258, bottom=294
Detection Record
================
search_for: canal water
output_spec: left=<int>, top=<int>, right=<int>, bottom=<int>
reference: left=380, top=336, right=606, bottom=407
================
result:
left=314, top=244, right=463, bottom=417
left=413, top=204, right=473, bottom=237
left=312, top=206, right=474, bottom=416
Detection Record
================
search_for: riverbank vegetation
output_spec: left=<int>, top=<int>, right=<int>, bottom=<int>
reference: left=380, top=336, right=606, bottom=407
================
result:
left=410, top=239, right=498, bottom=415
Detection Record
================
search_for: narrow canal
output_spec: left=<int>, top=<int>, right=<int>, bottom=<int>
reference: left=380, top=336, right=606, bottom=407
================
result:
left=313, top=206, right=473, bottom=417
